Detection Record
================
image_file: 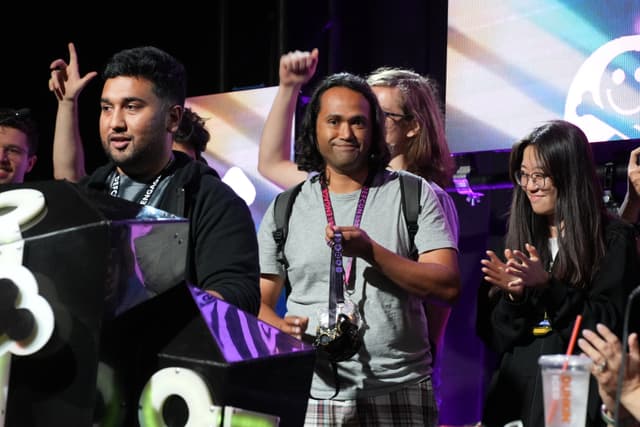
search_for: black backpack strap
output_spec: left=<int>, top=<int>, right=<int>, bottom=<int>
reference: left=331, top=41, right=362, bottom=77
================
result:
left=272, top=181, right=304, bottom=296
left=398, top=171, right=422, bottom=259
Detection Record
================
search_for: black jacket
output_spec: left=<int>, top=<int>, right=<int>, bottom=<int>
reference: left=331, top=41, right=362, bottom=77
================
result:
left=477, top=217, right=639, bottom=427
left=80, top=151, right=260, bottom=315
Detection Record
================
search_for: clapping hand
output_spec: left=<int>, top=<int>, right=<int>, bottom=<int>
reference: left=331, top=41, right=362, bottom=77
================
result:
left=481, top=249, right=524, bottom=299
left=482, top=244, right=550, bottom=300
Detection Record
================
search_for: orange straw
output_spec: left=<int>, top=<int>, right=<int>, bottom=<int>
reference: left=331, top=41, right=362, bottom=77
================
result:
left=546, top=314, right=583, bottom=424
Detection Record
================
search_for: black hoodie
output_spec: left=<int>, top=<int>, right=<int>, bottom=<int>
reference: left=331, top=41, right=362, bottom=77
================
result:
left=80, top=150, right=260, bottom=315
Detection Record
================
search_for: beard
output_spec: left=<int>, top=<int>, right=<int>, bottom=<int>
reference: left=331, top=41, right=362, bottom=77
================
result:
left=103, top=134, right=169, bottom=180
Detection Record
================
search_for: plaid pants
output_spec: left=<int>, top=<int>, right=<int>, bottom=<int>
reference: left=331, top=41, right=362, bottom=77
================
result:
left=304, top=377, right=438, bottom=426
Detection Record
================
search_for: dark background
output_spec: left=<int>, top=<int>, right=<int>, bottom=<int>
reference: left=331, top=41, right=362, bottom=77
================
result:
left=1, top=0, right=448, bottom=181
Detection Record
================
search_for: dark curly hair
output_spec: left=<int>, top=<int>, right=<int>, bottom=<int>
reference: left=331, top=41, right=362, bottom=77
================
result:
left=102, top=46, right=186, bottom=108
left=294, top=72, right=389, bottom=173
left=174, top=108, right=210, bottom=159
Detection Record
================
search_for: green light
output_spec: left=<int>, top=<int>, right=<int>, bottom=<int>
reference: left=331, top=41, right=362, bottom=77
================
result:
left=227, top=413, right=278, bottom=427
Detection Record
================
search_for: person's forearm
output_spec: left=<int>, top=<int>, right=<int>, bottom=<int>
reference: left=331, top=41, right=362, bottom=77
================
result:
left=619, top=192, right=640, bottom=224
left=52, top=99, right=86, bottom=181
left=257, top=83, right=307, bottom=188
left=258, top=302, right=285, bottom=330
left=364, top=243, right=460, bottom=303
left=621, top=387, right=640, bottom=422
left=425, top=303, right=451, bottom=359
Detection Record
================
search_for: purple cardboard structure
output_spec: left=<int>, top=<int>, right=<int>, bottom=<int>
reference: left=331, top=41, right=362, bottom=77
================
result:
left=154, top=286, right=315, bottom=427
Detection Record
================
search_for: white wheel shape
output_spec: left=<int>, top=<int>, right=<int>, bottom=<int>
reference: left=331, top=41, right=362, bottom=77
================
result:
left=138, top=367, right=221, bottom=427
left=0, top=189, right=46, bottom=230
left=0, top=265, right=54, bottom=356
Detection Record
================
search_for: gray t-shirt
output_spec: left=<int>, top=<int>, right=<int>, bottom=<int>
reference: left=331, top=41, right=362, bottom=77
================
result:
left=429, top=181, right=459, bottom=244
left=106, top=170, right=173, bottom=208
left=257, top=170, right=457, bottom=399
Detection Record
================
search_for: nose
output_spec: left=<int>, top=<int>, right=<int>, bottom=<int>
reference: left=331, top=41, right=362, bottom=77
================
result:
left=338, top=122, right=355, bottom=140
left=525, top=179, right=540, bottom=191
left=108, top=107, right=126, bottom=131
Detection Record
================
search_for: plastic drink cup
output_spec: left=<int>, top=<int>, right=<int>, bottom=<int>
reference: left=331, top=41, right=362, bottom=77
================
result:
left=539, top=354, right=592, bottom=427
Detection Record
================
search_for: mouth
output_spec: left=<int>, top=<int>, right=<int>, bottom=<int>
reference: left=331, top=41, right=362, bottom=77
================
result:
left=109, top=135, right=131, bottom=150
left=332, top=141, right=359, bottom=150
left=606, top=90, right=640, bottom=115
left=527, top=193, right=545, bottom=203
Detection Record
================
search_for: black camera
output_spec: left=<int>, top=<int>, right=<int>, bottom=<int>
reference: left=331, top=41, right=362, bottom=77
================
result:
left=314, top=312, right=362, bottom=362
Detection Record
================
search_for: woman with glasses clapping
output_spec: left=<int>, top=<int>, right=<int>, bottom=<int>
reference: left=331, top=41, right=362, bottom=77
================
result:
left=476, top=120, right=639, bottom=427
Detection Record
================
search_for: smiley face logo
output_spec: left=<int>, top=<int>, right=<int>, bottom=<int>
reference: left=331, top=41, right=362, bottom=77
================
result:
left=601, top=50, right=640, bottom=118
left=565, top=35, right=640, bottom=141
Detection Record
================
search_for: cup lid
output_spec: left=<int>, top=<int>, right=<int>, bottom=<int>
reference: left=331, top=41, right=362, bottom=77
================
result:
left=538, top=354, right=592, bottom=368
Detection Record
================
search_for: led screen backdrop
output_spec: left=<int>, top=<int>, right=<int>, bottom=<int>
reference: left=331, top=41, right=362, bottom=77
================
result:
left=186, top=86, right=293, bottom=229
left=446, top=0, right=640, bottom=154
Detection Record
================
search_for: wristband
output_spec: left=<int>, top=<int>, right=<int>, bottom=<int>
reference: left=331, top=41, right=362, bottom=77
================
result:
left=601, top=404, right=615, bottom=426
left=601, top=404, right=640, bottom=427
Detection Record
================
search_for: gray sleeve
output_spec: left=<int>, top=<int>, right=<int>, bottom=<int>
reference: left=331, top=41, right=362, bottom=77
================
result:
left=257, top=200, right=286, bottom=276
left=415, top=180, right=458, bottom=254
left=429, top=182, right=460, bottom=244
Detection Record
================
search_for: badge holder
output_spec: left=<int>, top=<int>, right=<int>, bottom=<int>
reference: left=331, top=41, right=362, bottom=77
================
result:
left=532, top=311, right=552, bottom=336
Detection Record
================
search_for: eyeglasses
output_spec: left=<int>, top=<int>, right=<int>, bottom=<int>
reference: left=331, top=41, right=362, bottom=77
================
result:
left=514, top=171, right=549, bottom=188
left=0, top=145, right=29, bottom=159
left=383, top=111, right=413, bottom=121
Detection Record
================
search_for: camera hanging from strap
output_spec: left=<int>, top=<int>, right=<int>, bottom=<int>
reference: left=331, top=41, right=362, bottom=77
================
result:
left=312, top=173, right=369, bottom=398
left=314, top=230, right=362, bottom=360
left=313, top=230, right=362, bottom=399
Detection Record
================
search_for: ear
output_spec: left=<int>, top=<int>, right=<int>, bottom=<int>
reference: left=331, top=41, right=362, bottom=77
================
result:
left=405, top=119, right=420, bottom=139
left=25, top=155, right=37, bottom=173
left=167, top=105, right=183, bottom=133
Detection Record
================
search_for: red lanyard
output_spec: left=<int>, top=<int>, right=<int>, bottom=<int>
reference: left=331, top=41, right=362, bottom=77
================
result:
left=320, top=174, right=370, bottom=327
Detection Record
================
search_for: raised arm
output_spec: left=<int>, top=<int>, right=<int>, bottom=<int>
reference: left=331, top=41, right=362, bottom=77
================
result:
left=619, top=146, right=640, bottom=224
left=48, top=42, right=97, bottom=181
left=257, top=49, right=319, bottom=188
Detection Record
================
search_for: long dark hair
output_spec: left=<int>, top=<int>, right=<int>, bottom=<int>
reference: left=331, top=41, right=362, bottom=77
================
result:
left=294, top=72, right=390, bottom=173
left=506, top=120, right=607, bottom=287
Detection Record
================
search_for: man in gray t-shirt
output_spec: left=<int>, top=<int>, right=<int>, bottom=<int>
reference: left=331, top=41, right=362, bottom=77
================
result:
left=257, top=71, right=460, bottom=427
